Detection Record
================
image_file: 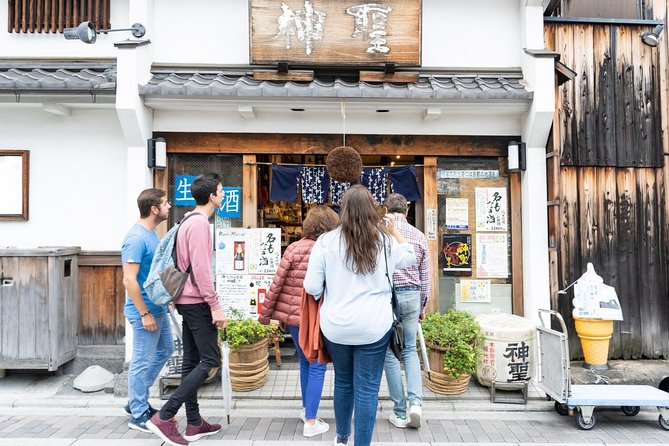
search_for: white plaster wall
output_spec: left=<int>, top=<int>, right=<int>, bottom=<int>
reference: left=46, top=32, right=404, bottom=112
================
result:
left=422, top=0, right=521, bottom=68
left=0, top=2, right=128, bottom=58
left=150, top=0, right=521, bottom=68
left=153, top=107, right=524, bottom=136
left=0, top=108, right=127, bottom=250
left=0, top=0, right=522, bottom=68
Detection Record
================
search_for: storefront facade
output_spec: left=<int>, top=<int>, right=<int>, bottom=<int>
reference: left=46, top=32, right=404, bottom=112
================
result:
left=0, top=1, right=554, bottom=349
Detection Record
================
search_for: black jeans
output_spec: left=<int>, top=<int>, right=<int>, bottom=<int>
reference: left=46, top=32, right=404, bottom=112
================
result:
left=160, top=303, right=220, bottom=425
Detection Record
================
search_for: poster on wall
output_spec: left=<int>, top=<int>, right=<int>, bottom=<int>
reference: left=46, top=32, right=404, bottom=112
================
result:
left=215, top=228, right=281, bottom=275
left=215, top=228, right=281, bottom=318
left=216, top=274, right=273, bottom=319
left=476, top=233, right=508, bottom=278
left=475, top=187, right=507, bottom=231
left=460, top=279, right=491, bottom=303
left=441, top=234, right=472, bottom=276
left=445, top=198, right=469, bottom=230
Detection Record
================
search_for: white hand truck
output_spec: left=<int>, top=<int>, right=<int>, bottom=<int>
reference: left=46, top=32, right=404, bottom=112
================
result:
left=537, top=309, right=669, bottom=430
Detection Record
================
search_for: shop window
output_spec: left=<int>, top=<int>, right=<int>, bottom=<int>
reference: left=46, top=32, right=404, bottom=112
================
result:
left=0, top=150, right=29, bottom=221
left=545, top=0, right=647, bottom=19
left=7, top=0, right=111, bottom=34
left=437, top=157, right=511, bottom=315
left=167, top=154, right=243, bottom=228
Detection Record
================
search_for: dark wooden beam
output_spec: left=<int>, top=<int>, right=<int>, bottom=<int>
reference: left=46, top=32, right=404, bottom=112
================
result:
left=160, top=133, right=513, bottom=157
left=252, top=70, right=314, bottom=81
left=359, top=71, right=420, bottom=83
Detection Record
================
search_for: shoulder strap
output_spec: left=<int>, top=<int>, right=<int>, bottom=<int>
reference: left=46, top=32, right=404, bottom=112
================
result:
left=172, top=212, right=205, bottom=280
left=382, top=235, right=400, bottom=321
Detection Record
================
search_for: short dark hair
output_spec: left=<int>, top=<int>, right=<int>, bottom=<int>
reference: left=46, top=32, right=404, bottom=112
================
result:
left=137, top=188, right=166, bottom=218
left=384, top=193, right=408, bottom=214
left=191, top=173, right=222, bottom=205
left=302, top=206, right=339, bottom=239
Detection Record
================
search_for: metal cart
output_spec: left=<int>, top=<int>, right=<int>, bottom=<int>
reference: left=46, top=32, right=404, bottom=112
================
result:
left=537, top=309, right=669, bottom=430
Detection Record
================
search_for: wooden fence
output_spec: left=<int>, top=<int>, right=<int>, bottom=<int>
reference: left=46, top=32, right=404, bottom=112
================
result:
left=78, top=252, right=125, bottom=345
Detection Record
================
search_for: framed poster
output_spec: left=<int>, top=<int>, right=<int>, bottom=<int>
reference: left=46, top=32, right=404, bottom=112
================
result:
left=476, top=233, right=509, bottom=278
left=0, top=150, right=29, bottom=221
left=441, top=234, right=472, bottom=276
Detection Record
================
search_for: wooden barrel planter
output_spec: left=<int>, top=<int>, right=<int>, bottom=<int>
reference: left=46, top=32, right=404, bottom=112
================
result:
left=229, top=337, right=270, bottom=391
left=424, top=343, right=472, bottom=395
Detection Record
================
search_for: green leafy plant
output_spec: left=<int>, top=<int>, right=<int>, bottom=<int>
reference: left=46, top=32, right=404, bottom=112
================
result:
left=421, top=308, right=485, bottom=379
left=219, top=308, right=284, bottom=352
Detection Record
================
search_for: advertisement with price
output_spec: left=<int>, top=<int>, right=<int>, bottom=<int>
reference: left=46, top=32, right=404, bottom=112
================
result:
left=215, top=228, right=281, bottom=318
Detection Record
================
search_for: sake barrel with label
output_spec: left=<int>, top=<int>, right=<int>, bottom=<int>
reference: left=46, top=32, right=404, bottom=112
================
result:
left=475, top=313, right=536, bottom=387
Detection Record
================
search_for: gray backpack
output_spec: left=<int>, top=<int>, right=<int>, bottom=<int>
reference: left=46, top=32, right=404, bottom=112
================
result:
left=144, top=213, right=202, bottom=305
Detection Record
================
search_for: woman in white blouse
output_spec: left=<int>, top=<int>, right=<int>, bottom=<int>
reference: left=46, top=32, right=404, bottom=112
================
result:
left=304, top=185, right=415, bottom=446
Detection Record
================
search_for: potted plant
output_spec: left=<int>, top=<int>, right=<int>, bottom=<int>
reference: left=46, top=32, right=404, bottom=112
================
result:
left=421, top=308, right=485, bottom=395
left=219, top=309, right=283, bottom=391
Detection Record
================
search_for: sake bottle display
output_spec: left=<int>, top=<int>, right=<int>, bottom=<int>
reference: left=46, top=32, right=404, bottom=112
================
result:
left=234, top=242, right=245, bottom=271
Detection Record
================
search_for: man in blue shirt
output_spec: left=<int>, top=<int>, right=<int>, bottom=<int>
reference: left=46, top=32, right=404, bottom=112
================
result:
left=121, top=188, right=173, bottom=432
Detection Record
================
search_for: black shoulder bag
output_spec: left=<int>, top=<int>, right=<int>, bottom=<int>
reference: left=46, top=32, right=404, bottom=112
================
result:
left=383, top=237, right=404, bottom=361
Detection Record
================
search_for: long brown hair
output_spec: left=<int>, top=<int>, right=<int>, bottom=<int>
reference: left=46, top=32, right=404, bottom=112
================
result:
left=302, top=205, right=339, bottom=240
left=340, top=185, right=388, bottom=274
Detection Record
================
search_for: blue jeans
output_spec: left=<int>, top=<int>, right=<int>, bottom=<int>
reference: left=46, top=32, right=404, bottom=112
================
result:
left=128, top=313, right=174, bottom=418
left=288, top=325, right=327, bottom=419
left=160, top=303, right=221, bottom=425
left=383, top=288, right=423, bottom=417
left=324, top=329, right=391, bottom=446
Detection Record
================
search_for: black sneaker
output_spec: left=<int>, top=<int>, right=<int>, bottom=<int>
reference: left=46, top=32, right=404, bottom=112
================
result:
left=128, top=409, right=152, bottom=433
left=124, top=402, right=158, bottom=418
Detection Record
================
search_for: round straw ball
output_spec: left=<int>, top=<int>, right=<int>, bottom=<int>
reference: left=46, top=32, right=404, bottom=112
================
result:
left=326, top=146, right=363, bottom=182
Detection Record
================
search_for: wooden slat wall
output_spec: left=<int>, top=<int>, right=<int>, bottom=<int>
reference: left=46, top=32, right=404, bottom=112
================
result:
left=547, top=17, right=669, bottom=359
left=7, top=0, right=110, bottom=33
left=546, top=22, right=663, bottom=167
left=558, top=167, right=668, bottom=359
left=78, top=253, right=124, bottom=345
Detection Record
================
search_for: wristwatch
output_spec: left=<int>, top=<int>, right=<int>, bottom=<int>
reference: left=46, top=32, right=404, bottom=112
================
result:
left=140, top=310, right=151, bottom=318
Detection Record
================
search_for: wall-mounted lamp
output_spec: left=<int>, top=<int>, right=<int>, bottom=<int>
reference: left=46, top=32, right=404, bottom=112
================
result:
left=147, top=137, right=167, bottom=170
left=63, top=21, right=146, bottom=44
left=642, top=24, right=664, bottom=47
left=508, top=141, right=526, bottom=172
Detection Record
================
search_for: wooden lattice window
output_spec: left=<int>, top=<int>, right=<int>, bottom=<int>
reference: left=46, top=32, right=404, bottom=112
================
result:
left=7, top=0, right=110, bottom=34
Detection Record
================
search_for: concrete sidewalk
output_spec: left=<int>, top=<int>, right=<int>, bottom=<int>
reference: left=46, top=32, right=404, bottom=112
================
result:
left=2, top=368, right=669, bottom=444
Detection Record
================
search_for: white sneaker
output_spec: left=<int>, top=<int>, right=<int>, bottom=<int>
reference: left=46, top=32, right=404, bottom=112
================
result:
left=388, top=413, right=409, bottom=428
left=300, top=408, right=306, bottom=423
left=408, top=404, right=422, bottom=428
left=303, top=418, right=329, bottom=437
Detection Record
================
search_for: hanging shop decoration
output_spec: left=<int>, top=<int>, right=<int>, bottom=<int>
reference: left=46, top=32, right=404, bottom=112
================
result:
left=270, top=163, right=421, bottom=204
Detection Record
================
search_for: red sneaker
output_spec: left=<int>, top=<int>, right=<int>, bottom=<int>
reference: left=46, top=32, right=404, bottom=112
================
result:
left=184, top=418, right=222, bottom=441
left=146, top=413, right=189, bottom=446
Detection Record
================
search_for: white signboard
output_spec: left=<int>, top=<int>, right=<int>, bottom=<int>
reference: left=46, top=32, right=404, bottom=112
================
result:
left=216, top=274, right=273, bottom=319
left=475, top=187, right=507, bottom=231
left=572, top=263, right=623, bottom=320
left=426, top=208, right=437, bottom=240
left=215, top=228, right=281, bottom=318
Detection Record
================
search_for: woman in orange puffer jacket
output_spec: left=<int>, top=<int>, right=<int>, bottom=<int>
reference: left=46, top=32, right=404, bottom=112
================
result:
left=258, top=205, right=339, bottom=438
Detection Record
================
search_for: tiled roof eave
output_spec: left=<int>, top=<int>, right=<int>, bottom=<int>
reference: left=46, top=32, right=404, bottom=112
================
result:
left=139, top=73, right=532, bottom=102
